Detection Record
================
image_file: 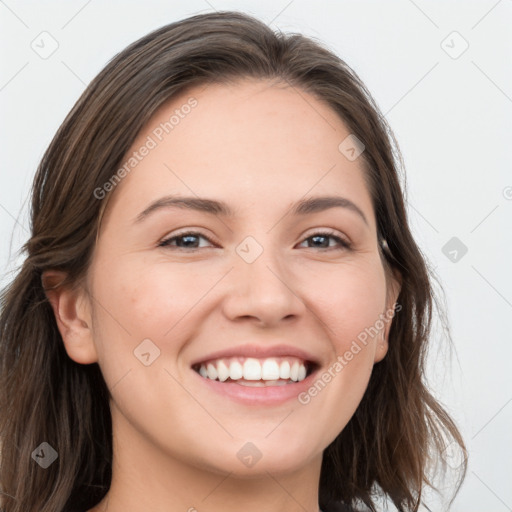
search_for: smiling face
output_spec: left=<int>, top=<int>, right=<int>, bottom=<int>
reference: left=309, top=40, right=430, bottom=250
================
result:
left=69, top=78, right=400, bottom=479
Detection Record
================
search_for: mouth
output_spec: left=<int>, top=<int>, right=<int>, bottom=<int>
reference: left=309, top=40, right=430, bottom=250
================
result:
left=192, top=356, right=318, bottom=387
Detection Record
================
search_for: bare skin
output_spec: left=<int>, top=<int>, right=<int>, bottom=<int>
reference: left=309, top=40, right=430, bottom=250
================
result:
left=44, top=78, right=400, bottom=512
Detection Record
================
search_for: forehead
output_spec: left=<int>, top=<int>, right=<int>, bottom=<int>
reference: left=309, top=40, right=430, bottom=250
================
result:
left=99, top=79, right=375, bottom=230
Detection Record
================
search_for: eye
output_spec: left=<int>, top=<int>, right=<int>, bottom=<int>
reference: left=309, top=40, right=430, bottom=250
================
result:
left=297, top=230, right=351, bottom=251
left=158, top=231, right=215, bottom=249
left=158, top=229, right=352, bottom=251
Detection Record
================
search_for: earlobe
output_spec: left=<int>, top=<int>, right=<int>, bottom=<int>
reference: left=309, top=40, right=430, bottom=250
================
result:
left=374, top=269, right=402, bottom=364
left=373, top=330, right=389, bottom=363
left=42, top=270, right=98, bottom=365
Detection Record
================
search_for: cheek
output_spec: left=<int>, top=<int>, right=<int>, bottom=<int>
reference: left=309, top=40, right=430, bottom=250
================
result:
left=297, top=257, right=388, bottom=351
left=87, top=259, right=214, bottom=414
left=294, top=262, right=387, bottom=441
left=89, top=258, right=217, bottom=359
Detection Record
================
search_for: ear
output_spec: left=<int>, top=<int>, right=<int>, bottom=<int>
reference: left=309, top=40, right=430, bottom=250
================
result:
left=374, top=268, right=402, bottom=364
left=42, top=270, right=98, bottom=364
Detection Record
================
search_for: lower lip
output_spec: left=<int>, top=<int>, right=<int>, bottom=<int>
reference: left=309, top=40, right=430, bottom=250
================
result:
left=192, top=369, right=318, bottom=405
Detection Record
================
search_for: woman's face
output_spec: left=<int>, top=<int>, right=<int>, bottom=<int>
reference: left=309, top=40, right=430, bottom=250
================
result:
left=82, top=79, right=400, bottom=477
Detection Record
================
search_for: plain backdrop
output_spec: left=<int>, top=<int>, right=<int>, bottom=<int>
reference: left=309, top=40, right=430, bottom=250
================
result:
left=1, top=1, right=511, bottom=511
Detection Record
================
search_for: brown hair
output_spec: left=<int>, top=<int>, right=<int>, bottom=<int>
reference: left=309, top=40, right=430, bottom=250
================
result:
left=0, top=11, right=467, bottom=512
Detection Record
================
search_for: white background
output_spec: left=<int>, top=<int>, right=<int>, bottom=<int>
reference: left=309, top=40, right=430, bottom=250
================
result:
left=1, top=1, right=511, bottom=510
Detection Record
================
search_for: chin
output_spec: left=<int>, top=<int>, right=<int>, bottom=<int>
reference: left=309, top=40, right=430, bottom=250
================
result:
left=194, top=437, right=319, bottom=478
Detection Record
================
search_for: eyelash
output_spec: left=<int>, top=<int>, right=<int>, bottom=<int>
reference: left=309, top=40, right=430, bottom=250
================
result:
left=158, top=230, right=352, bottom=251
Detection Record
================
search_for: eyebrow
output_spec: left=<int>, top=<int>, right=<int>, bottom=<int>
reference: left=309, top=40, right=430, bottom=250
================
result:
left=134, top=194, right=368, bottom=225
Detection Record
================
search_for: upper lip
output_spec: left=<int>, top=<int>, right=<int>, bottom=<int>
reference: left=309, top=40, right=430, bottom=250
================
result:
left=190, top=343, right=320, bottom=367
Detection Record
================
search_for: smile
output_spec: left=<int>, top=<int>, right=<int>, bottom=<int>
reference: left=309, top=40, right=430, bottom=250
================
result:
left=192, top=356, right=313, bottom=386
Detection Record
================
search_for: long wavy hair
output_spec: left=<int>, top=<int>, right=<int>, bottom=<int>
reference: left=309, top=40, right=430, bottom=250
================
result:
left=0, top=10, right=467, bottom=512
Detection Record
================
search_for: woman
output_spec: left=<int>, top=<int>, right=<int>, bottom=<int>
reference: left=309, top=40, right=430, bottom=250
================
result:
left=0, top=11, right=467, bottom=512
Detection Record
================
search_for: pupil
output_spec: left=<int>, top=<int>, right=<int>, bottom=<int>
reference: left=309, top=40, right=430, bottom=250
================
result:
left=179, top=235, right=198, bottom=247
left=311, top=235, right=328, bottom=248
left=175, top=235, right=331, bottom=248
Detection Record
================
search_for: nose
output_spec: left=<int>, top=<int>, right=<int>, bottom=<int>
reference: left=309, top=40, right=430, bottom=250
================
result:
left=221, top=247, right=306, bottom=327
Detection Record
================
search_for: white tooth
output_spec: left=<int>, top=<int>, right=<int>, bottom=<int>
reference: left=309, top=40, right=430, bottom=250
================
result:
left=279, top=361, right=291, bottom=379
left=297, top=364, right=307, bottom=381
left=243, top=358, right=261, bottom=380
left=206, top=363, right=218, bottom=380
left=217, top=360, right=230, bottom=382
left=229, top=360, right=243, bottom=380
left=261, top=359, right=280, bottom=380
left=290, top=361, right=299, bottom=381
left=199, top=365, right=208, bottom=378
